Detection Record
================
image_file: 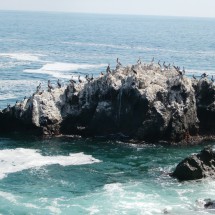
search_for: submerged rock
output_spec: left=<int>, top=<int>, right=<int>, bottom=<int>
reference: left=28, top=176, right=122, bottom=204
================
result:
left=171, top=146, right=215, bottom=180
left=0, top=62, right=214, bottom=143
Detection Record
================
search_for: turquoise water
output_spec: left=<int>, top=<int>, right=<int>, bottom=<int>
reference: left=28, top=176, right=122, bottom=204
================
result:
left=0, top=11, right=215, bottom=214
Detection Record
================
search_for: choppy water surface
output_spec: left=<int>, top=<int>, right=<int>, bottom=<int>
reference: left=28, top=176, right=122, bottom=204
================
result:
left=0, top=136, right=215, bottom=214
left=0, top=11, right=215, bottom=214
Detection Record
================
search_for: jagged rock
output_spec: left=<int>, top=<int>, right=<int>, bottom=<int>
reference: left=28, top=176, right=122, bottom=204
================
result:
left=0, top=62, right=214, bottom=143
left=171, top=146, right=215, bottom=180
left=194, top=78, right=215, bottom=134
left=204, top=199, right=215, bottom=209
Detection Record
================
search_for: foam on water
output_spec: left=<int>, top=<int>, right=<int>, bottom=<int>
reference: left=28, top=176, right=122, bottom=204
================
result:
left=24, top=62, right=106, bottom=79
left=0, top=53, right=45, bottom=62
left=0, top=148, right=101, bottom=179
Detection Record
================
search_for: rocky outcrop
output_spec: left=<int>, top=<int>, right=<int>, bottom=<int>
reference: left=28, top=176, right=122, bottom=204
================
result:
left=171, top=147, right=215, bottom=180
left=193, top=79, right=215, bottom=134
left=0, top=62, right=214, bottom=143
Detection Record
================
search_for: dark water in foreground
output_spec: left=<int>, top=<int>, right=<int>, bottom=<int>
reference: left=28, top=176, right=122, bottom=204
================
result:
left=0, top=11, right=215, bottom=214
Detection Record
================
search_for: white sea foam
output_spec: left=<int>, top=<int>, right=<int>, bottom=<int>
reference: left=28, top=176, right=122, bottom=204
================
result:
left=24, top=62, right=106, bottom=79
left=0, top=53, right=45, bottom=62
left=0, top=191, right=19, bottom=204
left=0, top=148, right=101, bottom=179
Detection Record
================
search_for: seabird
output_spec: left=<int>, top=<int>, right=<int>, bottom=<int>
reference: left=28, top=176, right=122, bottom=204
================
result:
left=90, top=74, right=94, bottom=81
left=7, top=104, right=11, bottom=111
left=211, top=75, right=214, bottom=82
left=201, top=73, right=208, bottom=79
left=163, top=62, right=168, bottom=70
left=151, top=57, right=154, bottom=63
left=106, top=64, right=111, bottom=74
left=57, top=79, right=62, bottom=88
left=36, top=83, right=41, bottom=93
left=193, top=75, right=197, bottom=80
left=100, top=72, right=104, bottom=76
left=70, top=76, right=76, bottom=84
left=48, top=80, right=54, bottom=90
left=158, top=60, right=161, bottom=68
left=183, top=67, right=186, bottom=75
left=117, top=58, right=122, bottom=66
left=78, top=75, right=82, bottom=83
left=137, top=57, right=141, bottom=64
left=132, top=68, right=137, bottom=75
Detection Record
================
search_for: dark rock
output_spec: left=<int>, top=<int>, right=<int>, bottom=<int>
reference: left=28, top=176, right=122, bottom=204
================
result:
left=0, top=63, right=214, bottom=143
left=171, top=146, right=215, bottom=180
left=204, top=199, right=215, bottom=209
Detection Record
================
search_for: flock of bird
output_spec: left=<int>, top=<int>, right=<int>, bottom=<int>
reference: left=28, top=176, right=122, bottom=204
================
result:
left=6, top=57, right=214, bottom=111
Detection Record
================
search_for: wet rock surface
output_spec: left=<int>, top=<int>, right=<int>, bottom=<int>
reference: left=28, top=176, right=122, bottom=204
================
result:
left=0, top=62, right=214, bottom=143
left=171, top=147, right=215, bottom=181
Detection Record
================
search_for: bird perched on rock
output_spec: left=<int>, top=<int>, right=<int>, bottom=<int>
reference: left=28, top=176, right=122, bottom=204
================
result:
left=132, top=68, right=137, bottom=75
left=163, top=62, right=168, bottom=70
left=158, top=60, right=161, bottom=68
left=151, top=57, right=154, bottom=63
left=70, top=76, right=76, bottom=84
left=106, top=64, right=111, bottom=74
left=100, top=72, right=104, bottom=77
left=193, top=74, right=197, bottom=80
left=36, top=83, right=41, bottom=93
left=6, top=104, right=11, bottom=111
left=211, top=75, right=214, bottom=83
left=137, top=57, right=141, bottom=65
left=57, top=79, right=62, bottom=88
left=78, top=75, right=82, bottom=83
left=90, top=74, right=94, bottom=81
left=116, top=58, right=122, bottom=67
left=201, top=73, right=208, bottom=79
left=48, top=80, right=54, bottom=91
left=182, top=67, right=186, bottom=75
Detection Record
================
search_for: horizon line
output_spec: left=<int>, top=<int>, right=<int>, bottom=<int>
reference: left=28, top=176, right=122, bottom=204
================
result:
left=0, top=9, right=215, bottom=19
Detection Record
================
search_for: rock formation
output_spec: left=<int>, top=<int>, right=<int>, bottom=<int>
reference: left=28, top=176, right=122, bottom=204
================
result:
left=171, top=146, right=215, bottom=180
left=0, top=62, right=214, bottom=143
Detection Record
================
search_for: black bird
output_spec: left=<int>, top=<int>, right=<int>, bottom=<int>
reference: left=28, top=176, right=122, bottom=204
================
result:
left=117, top=58, right=122, bottom=66
left=201, top=73, right=208, bottom=79
left=158, top=60, right=161, bottom=68
left=106, top=64, right=111, bottom=74
left=137, top=57, right=141, bottom=64
left=163, top=62, right=168, bottom=70
left=57, top=79, right=62, bottom=88
left=193, top=74, right=197, bottom=80
left=100, top=72, right=104, bottom=76
left=7, top=104, right=11, bottom=111
left=36, top=83, right=41, bottom=92
left=173, top=65, right=177, bottom=70
left=132, top=68, right=137, bottom=75
left=211, top=75, right=214, bottom=82
left=24, top=96, right=26, bottom=100
left=48, top=80, right=54, bottom=90
left=78, top=75, right=82, bottom=83
left=182, top=67, right=186, bottom=75
left=70, top=76, right=76, bottom=84
left=90, top=74, right=94, bottom=81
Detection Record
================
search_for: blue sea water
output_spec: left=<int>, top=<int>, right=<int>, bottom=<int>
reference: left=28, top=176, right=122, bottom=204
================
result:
left=0, top=11, right=215, bottom=214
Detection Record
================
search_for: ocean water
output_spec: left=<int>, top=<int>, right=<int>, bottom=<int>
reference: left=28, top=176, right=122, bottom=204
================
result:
left=0, top=11, right=215, bottom=214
